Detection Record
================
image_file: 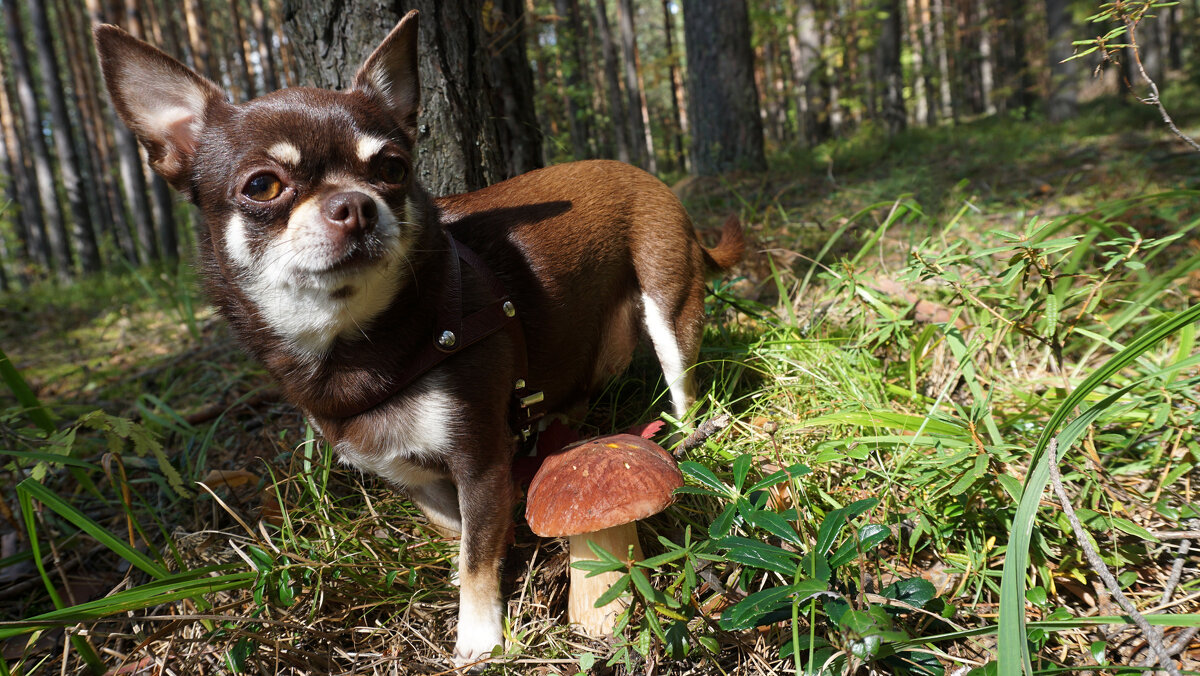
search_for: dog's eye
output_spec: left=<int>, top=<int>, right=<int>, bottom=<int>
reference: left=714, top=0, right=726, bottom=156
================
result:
left=242, top=174, right=283, bottom=202
left=378, top=158, right=408, bottom=185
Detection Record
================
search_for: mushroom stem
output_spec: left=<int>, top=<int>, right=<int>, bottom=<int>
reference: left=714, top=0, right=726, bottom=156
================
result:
left=567, top=523, right=644, bottom=635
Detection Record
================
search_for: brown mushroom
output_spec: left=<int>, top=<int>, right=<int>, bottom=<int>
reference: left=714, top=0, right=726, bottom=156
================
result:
left=525, top=434, right=683, bottom=635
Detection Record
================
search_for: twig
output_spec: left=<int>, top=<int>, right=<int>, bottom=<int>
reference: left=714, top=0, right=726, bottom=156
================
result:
left=673, top=412, right=731, bottom=457
left=1159, top=519, right=1197, bottom=604
left=1124, top=18, right=1200, bottom=153
left=1047, top=439, right=1181, bottom=676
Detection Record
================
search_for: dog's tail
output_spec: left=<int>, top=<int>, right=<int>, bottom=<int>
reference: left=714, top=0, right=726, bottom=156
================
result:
left=702, top=215, right=745, bottom=272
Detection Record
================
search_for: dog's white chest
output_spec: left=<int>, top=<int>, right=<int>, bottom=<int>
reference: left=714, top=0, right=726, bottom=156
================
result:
left=330, top=381, right=459, bottom=488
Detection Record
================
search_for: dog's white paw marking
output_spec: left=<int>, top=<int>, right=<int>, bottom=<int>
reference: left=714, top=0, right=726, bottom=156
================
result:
left=452, top=614, right=502, bottom=670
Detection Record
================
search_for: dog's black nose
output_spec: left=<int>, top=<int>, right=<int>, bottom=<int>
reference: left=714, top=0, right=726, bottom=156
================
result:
left=323, top=191, right=378, bottom=234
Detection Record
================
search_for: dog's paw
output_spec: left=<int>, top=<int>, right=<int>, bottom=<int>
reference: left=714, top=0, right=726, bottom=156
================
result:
left=452, top=617, right=503, bottom=671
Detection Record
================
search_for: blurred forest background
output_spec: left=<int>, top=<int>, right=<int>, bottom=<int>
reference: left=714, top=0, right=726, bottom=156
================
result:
left=0, top=0, right=1194, bottom=286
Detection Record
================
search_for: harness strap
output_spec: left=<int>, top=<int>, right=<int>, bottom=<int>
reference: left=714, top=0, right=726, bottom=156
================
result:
left=314, top=234, right=544, bottom=438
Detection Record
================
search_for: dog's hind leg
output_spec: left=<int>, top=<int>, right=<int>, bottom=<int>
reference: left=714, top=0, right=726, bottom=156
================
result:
left=639, top=275, right=706, bottom=421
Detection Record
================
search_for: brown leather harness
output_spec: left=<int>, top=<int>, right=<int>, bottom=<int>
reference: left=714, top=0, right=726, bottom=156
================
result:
left=322, top=234, right=545, bottom=439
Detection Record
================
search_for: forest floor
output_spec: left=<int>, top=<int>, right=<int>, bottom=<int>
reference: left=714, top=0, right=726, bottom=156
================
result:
left=3, top=92, right=1200, bottom=675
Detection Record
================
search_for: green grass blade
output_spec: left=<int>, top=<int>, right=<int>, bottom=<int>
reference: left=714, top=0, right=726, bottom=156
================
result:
left=998, top=303, right=1200, bottom=676
left=17, top=479, right=169, bottom=579
left=0, top=347, right=54, bottom=434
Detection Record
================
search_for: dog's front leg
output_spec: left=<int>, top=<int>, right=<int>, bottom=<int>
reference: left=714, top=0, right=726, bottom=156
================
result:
left=452, top=454, right=513, bottom=667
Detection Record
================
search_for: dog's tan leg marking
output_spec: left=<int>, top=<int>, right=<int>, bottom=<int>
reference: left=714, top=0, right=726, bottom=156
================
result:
left=452, top=461, right=511, bottom=667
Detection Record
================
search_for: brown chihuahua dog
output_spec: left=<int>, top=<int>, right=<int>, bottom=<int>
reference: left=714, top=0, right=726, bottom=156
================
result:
left=96, top=11, right=741, bottom=666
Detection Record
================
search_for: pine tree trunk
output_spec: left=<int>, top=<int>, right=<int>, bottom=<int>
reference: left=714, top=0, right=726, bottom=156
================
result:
left=125, top=0, right=179, bottom=261
left=90, top=0, right=158, bottom=263
left=682, top=0, right=766, bottom=174
left=249, top=0, right=279, bottom=90
left=0, top=68, right=43, bottom=271
left=283, top=0, right=541, bottom=196
left=661, top=0, right=685, bottom=170
left=556, top=0, right=594, bottom=160
left=29, top=0, right=101, bottom=274
left=78, top=0, right=138, bottom=262
left=58, top=0, right=119, bottom=253
left=593, top=0, right=631, bottom=164
left=788, top=0, right=825, bottom=145
left=1044, top=0, right=1077, bottom=121
left=930, top=0, right=955, bottom=122
left=228, top=0, right=258, bottom=99
left=875, top=0, right=906, bottom=134
left=915, top=0, right=940, bottom=124
left=487, top=0, right=542, bottom=176
left=4, top=0, right=72, bottom=278
left=615, top=0, right=651, bottom=170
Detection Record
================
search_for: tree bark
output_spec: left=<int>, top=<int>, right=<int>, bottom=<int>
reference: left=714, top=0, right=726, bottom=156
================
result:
left=1044, top=0, right=1077, bottom=121
left=788, top=0, right=826, bottom=144
left=249, top=0, right=280, bottom=90
left=661, top=0, right=685, bottom=170
left=3, top=0, right=72, bottom=278
left=283, top=0, right=542, bottom=196
left=58, top=0, right=124, bottom=259
left=682, top=0, right=766, bottom=174
left=615, top=0, right=652, bottom=171
left=485, top=0, right=542, bottom=177
left=227, top=0, right=258, bottom=99
left=931, top=0, right=956, bottom=122
left=556, top=0, right=594, bottom=160
left=875, top=0, right=906, bottom=134
left=89, top=0, right=158, bottom=263
left=0, top=65, right=43, bottom=271
left=124, top=0, right=179, bottom=261
left=28, top=0, right=102, bottom=274
left=593, top=0, right=631, bottom=164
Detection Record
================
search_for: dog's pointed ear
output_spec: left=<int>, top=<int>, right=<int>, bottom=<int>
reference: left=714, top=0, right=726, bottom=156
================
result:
left=353, top=10, right=420, bottom=136
left=95, top=24, right=225, bottom=191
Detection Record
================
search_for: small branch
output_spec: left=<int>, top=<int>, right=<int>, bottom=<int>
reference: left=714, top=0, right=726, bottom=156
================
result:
left=1159, top=520, right=1196, bottom=604
left=1125, top=18, right=1200, bottom=153
left=1047, top=439, right=1181, bottom=676
left=674, top=412, right=731, bottom=457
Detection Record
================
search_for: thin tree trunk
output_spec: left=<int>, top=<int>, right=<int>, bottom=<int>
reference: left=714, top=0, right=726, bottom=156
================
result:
left=29, top=0, right=101, bottom=274
left=182, top=0, right=219, bottom=79
left=250, top=0, right=279, bottom=90
left=931, top=0, right=956, bottom=122
left=89, top=0, right=158, bottom=263
left=124, top=0, right=178, bottom=261
left=1045, top=0, right=1077, bottom=121
left=0, top=66, right=43, bottom=271
left=267, top=0, right=294, bottom=85
left=593, top=0, right=631, bottom=164
left=788, top=0, right=824, bottom=144
left=227, top=0, right=257, bottom=99
left=3, top=0, right=72, bottom=278
left=661, top=0, right=685, bottom=170
left=57, top=0, right=117, bottom=255
left=978, top=2, right=996, bottom=114
left=875, top=0, right=906, bottom=134
left=555, top=0, right=593, bottom=160
left=682, top=0, right=766, bottom=174
left=485, top=0, right=542, bottom=177
left=615, top=0, right=651, bottom=170
left=68, top=0, right=137, bottom=263
left=917, top=0, right=939, bottom=124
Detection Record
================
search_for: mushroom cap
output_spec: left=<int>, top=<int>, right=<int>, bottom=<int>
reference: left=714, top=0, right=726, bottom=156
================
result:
left=525, top=434, right=683, bottom=537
